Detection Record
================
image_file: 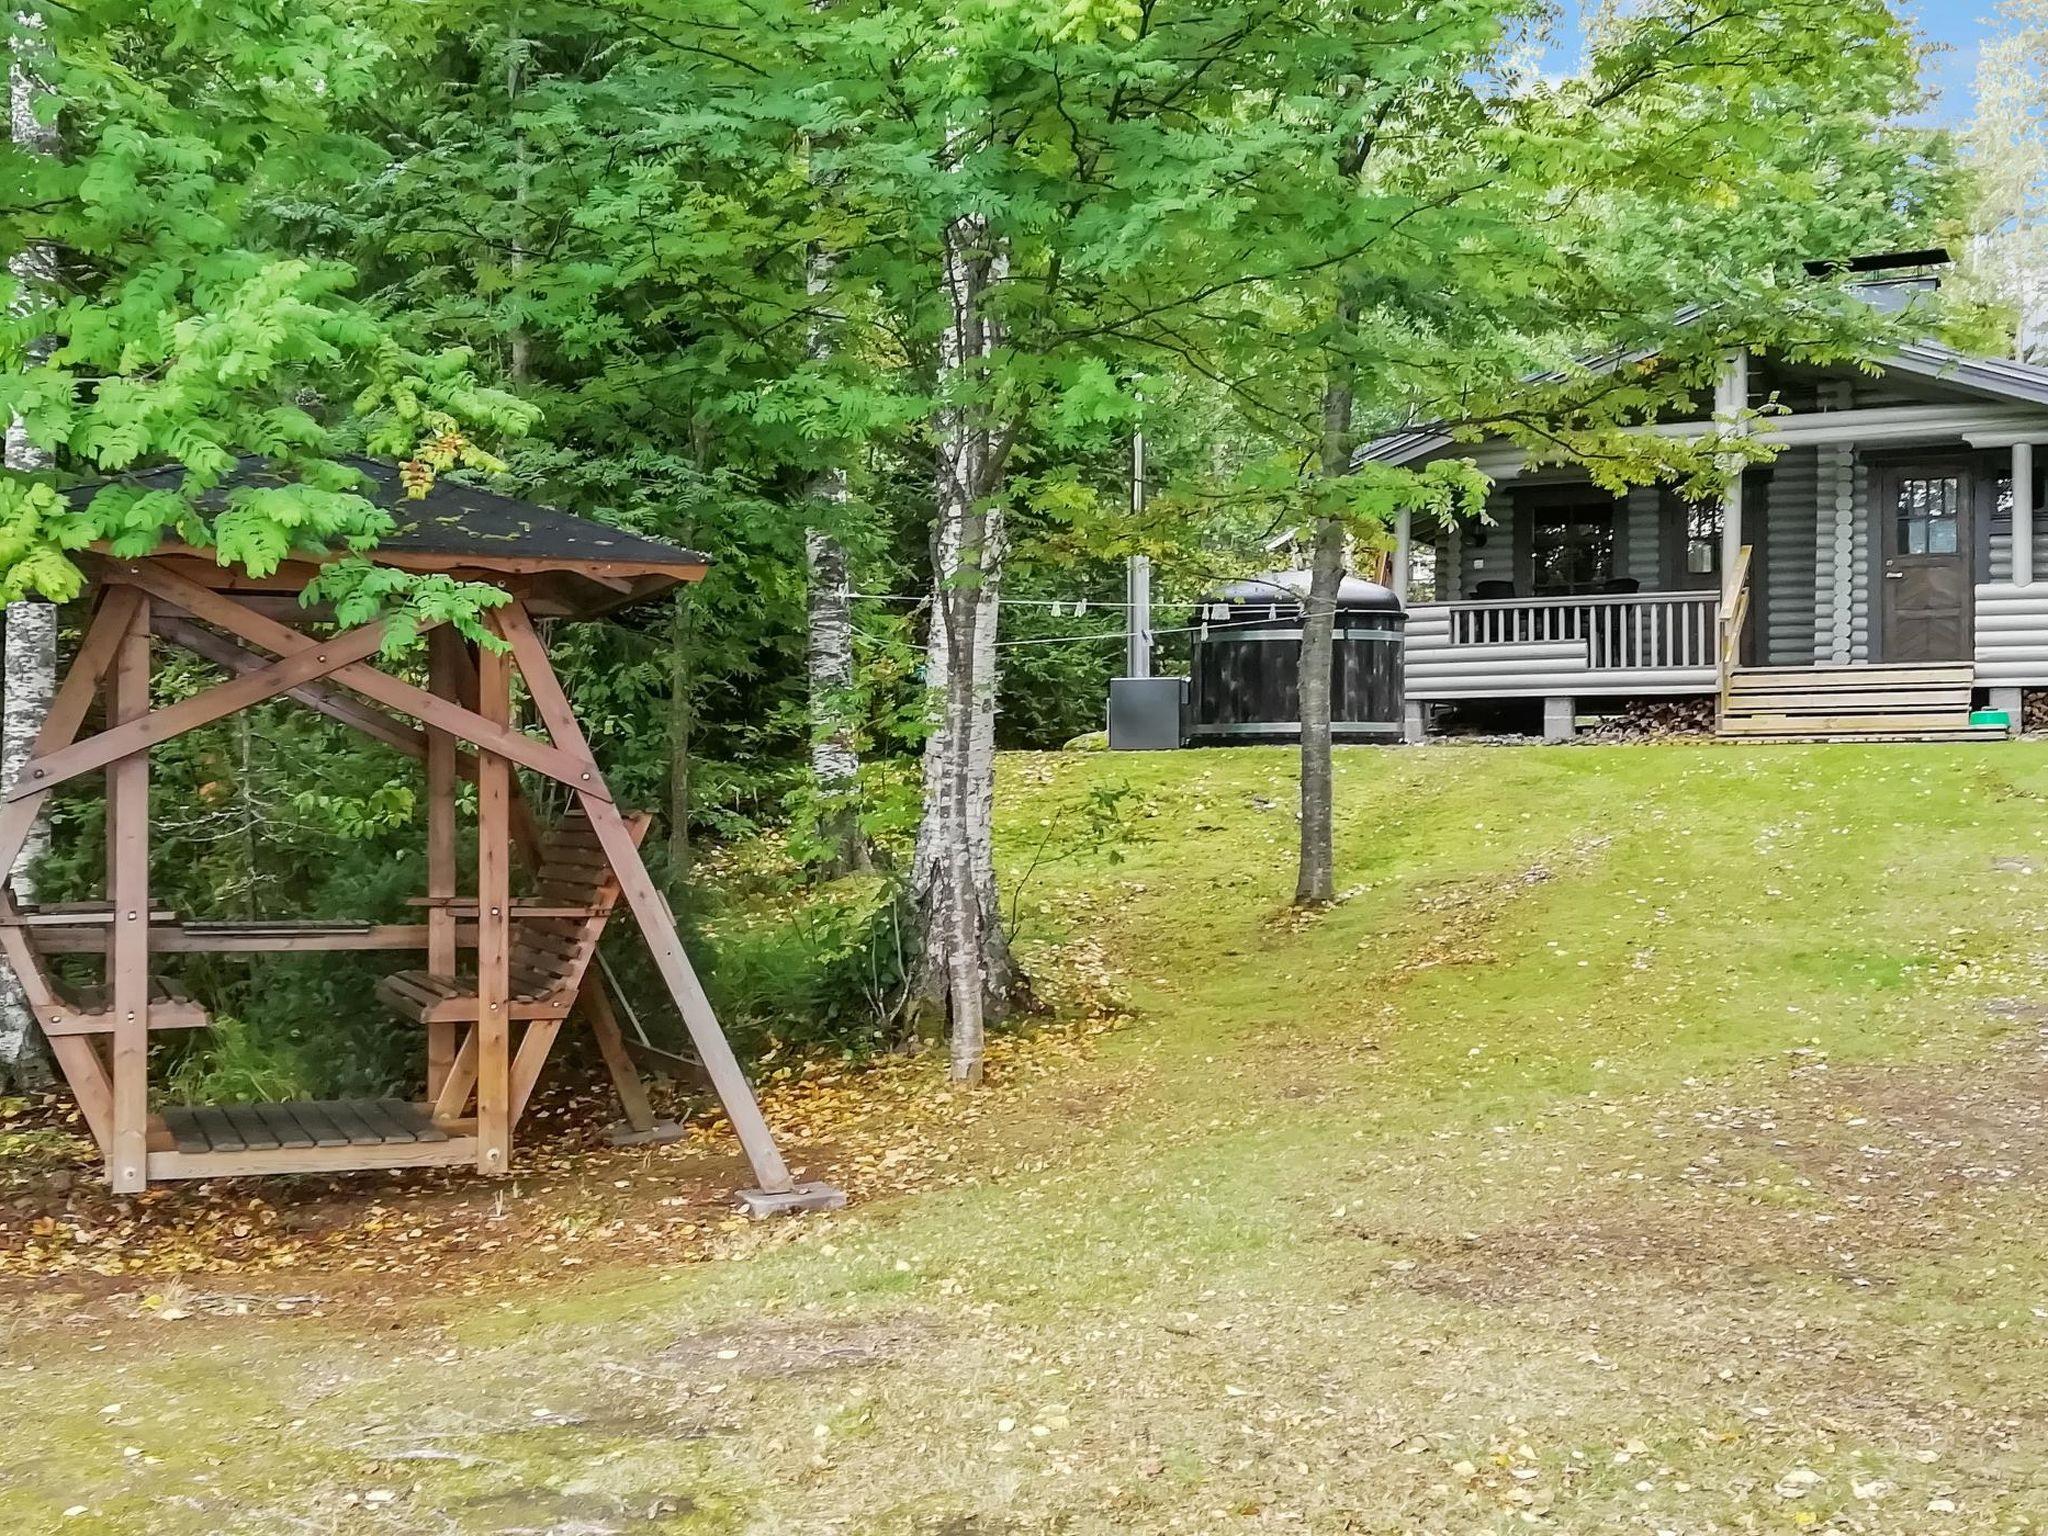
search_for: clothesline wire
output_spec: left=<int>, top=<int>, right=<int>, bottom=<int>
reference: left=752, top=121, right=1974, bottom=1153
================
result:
left=990, top=614, right=1297, bottom=649
left=849, top=591, right=1143, bottom=609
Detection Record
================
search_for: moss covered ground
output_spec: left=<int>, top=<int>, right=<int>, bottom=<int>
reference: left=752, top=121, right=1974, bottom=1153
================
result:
left=7, top=742, right=2048, bottom=1533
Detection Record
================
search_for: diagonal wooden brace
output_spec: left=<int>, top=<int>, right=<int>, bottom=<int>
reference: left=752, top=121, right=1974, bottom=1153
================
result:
left=152, top=612, right=428, bottom=760
left=494, top=600, right=801, bottom=1196
left=7, top=612, right=410, bottom=802
left=103, top=561, right=612, bottom=799
left=0, top=587, right=149, bottom=880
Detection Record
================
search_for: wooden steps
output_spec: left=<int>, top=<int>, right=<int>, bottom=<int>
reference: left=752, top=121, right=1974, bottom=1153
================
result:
left=1718, top=662, right=1998, bottom=741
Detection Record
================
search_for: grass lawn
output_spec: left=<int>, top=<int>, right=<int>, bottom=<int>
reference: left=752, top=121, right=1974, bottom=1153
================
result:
left=7, top=741, right=2048, bottom=1533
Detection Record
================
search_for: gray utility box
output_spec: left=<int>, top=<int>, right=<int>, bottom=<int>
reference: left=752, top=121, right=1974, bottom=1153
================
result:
left=1108, top=676, right=1189, bottom=750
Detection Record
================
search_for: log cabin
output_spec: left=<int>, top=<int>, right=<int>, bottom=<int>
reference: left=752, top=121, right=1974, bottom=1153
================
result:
left=1369, top=266, right=2048, bottom=742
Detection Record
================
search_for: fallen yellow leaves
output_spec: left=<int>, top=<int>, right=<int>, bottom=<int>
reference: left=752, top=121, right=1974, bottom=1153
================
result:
left=0, top=935, right=1134, bottom=1287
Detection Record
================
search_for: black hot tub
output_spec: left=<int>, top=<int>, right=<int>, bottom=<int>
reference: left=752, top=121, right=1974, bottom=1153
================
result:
left=1188, top=570, right=1405, bottom=744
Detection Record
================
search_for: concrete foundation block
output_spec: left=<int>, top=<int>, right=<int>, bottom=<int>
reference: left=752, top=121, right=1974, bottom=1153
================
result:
left=1543, top=696, right=1576, bottom=743
left=735, top=1181, right=848, bottom=1218
left=1991, top=687, right=2024, bottom=734
left=606, top=1118, right=688, bottom=1148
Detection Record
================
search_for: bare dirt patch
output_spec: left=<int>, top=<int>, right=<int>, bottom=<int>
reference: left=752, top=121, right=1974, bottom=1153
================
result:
left=1392, top=839, right=1609, bottom=980
left=1357, top=1028, right=2048, bottom=1313
left=658, top=1313, right=943, bottom=1383
left=452, top=1486, right=698, bottom=1532
left=1354, top=1209, right=1771, bottom=1309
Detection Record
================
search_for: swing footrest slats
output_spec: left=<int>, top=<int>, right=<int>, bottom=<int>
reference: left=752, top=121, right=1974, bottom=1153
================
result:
left=163, top=1098, right=448, bottom=1154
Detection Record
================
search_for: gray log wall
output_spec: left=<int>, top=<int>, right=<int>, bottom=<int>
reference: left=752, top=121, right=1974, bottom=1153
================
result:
left=1760, top=448, right=1818, bottom=665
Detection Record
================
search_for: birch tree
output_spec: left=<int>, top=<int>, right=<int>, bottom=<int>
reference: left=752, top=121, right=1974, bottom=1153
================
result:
left=803, top=229, right=874, bottom=877
left=1969, top=1, right=2048, bottom=359
left=915, top=210, right=1009, bottom=1076
left=0, top=19, right=55, bottom=1087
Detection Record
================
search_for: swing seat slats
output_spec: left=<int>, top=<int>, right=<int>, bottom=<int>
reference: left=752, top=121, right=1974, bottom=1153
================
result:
left=0, top=912, right=210, bottom=1036
left=375, top=808, right=650, bottom=1028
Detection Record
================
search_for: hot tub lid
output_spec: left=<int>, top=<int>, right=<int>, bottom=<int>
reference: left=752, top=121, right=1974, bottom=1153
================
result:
left=1202, top=570, right=1402, bottom=612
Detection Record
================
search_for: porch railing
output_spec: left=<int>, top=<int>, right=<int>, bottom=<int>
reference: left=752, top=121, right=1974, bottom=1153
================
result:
left=1445, top=590, right=1722, bottom=672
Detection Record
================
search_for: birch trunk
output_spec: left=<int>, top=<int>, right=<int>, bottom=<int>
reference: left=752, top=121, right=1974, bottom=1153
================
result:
left=0, top=21, right=57, bottom=1087
left=805, top=520, right=871, bottom=874
left=802, top=211, right=872, bottom=875
left=907, top=210, right=1025, bottom=1080
left=505, top=28, right=531, bottom=386
left=668, top=590, right=694, bottom=881
left=1294, top=369, right=1355, bottom=908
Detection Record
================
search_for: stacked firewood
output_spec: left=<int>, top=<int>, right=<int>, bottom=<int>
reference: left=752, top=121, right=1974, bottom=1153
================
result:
left=2022, top=690, right=2048, bottom=735
left=1576, top=697, right=1717, bottom=742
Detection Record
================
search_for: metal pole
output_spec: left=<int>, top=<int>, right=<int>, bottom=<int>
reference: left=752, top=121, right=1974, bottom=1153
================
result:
left=1391, top=507, right=1412, bottom=602
left=1127, top=420, right=1151, bottom=678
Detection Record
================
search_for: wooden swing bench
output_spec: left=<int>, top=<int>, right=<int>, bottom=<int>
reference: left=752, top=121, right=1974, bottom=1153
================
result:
left=0, top=460, right=841, bottom=1210
left=376, top=807, right=648, bottom=1026
left=0, top=903, right=209, bottom=1037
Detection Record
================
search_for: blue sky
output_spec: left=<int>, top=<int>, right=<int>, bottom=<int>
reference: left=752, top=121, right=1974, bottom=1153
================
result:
left=1904, top=0, right=1993, bottom=122
left=1546, top=2, right=1995, bottom=124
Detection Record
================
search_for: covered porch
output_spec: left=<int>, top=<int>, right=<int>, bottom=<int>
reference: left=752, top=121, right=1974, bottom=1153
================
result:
left=1375, top=347, right=2048, bottom=740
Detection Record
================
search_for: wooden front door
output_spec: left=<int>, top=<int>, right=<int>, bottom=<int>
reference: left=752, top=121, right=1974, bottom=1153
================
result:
left=1877, top=459, right=1974, bottom=663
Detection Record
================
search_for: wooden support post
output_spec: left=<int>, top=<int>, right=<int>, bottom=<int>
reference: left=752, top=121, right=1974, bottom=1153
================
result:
left=580, top=980, right=657, bottom=1133
left=425, top=628, right=462, bottom=1100
left=433, top=1027, right=479, bottom=1125
left=1715, top=349, right=1749, bottom=579
left=509, top=1017, right=565, bottom=1124
left=105, top=595, right=151, bottom=1193
left=474, top=628, right=513, bottom=1175
left=0, top=589, right=147, bottom=1158
left=579, top=796, right=799, bottom=1196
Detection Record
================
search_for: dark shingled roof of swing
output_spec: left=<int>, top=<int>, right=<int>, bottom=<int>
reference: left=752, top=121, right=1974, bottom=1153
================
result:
left=329, top=459, right=710, bottom=569
left=70, top=456, right=710, bottom=619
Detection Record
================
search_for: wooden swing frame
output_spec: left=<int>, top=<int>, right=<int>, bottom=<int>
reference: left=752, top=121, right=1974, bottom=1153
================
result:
left=0, top=541, right=837, bottom=1211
